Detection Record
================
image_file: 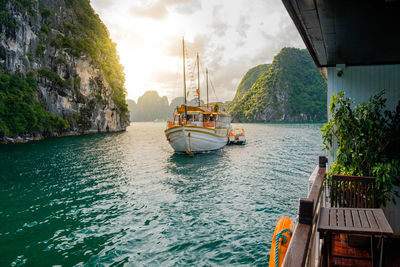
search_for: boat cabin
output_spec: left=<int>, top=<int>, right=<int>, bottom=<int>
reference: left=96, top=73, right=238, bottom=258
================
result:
left=168, top=104, right=231, bottom=131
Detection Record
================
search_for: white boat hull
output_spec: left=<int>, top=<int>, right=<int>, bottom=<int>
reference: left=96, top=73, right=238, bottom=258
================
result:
left=165, top=126, right=228, bottom=152
left=229, top=135, right=246, bottom=145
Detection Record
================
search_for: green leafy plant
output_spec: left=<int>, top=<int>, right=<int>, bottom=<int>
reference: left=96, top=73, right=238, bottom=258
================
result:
left=0, top=70, right=69, bottom=137
left=321, top=91, right=400, bottom=206
left=213, top=103, right=219, bottom=112
left=40, top=25, right=51, bottom=34
left=35, top=43, right=45, bottom=57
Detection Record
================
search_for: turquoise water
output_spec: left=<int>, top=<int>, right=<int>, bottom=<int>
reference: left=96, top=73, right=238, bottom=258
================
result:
left=0, top=122, right=323, bottom=266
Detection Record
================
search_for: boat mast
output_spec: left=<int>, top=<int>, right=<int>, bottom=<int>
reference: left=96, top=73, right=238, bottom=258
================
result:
left=197, top=53, right=200, bottom=107
left=206, top=69, right=209, bottom=110
left=182, top=37, right=187, bottom=120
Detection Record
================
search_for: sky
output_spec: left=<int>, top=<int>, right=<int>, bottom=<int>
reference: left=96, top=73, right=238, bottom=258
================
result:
left=90, top=0, right=305, bottom=103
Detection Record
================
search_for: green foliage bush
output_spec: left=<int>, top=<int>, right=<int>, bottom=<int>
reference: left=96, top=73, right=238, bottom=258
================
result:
left=63, top=23, right=78, bottom=34
left=38, top=68, right=72, bottom=88
left=321, top=91, right=400, bottom=206
left=35, top=43, right=45, bottom=57
left=40, top=25, right=50, bottom=34
left=0, top=70, right=69, bottom=136
left=0, top=0, right=35, bottom=16
left=39, top=6, right=51, bottom=20
left=230, top=64, right=270, bottom=107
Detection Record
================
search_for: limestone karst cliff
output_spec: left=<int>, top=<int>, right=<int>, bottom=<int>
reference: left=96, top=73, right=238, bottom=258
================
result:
left=229, top=48, right=327, bottom=122
left=0, top=0, right=128, bottom=141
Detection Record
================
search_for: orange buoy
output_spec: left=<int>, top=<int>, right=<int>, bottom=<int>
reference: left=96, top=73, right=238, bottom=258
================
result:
left=268, top=217, right=294, bottom=267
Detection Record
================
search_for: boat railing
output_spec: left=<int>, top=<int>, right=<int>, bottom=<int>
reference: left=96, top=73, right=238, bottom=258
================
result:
left=204, top=121, right=215, bottom=128
left=167, top=120, right=216, bottom=128
left=282, top=156, right=327, bottom=267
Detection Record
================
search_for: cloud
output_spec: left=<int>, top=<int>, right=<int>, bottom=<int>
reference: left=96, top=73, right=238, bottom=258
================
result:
left=206, top=56, right=254, bottom=101
left=210, top=5, right=228, bottom=37
left=236, top=16, right=250, bottom=38
left=130, top=3, right=168, bottom=20
left=163, top=34, right=208, bottom=57
left=257, top=15, right=304, bottom=62
left=163, top=0, right=189, bottom=4
left=152, top=70, right=178, bottom=84
left=173, top=0, right=201, bottom=15
left=91, top=0, right=115, bottom=9
left=129, top=0, right=200, bottom=20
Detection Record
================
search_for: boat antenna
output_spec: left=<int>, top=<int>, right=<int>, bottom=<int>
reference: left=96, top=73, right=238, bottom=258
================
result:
left=206, top=69, right=209, bottom=109
left=182, top=37, right=187, bottom=120
left=197, top=53, right=200, bottom=107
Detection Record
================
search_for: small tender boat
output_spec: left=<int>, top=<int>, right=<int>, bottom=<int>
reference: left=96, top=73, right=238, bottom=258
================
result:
left=228, top=127, right=246, bottom=145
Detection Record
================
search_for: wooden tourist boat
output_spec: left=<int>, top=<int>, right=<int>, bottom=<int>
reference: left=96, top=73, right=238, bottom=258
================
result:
left=165, top=104, right=231, bottom=153
left=164, top=38, right=231, bottom=153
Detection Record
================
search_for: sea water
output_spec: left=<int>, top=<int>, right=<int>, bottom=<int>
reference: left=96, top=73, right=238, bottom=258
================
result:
left=0, top=122, right=323, bottom=266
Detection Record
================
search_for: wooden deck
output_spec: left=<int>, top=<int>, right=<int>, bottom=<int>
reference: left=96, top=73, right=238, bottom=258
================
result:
left=281, top=156, right=397, bottom=267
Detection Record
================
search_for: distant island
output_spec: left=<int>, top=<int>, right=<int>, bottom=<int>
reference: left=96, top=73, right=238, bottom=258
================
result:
left=127, top=91, right=204, bottom=122
left=229, top=47, right=327, bottom=122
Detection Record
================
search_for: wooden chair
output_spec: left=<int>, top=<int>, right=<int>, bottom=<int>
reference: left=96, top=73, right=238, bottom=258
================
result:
left=327, top=175, right=379, bottom=266
left=330, top=175, right=376, bottom=208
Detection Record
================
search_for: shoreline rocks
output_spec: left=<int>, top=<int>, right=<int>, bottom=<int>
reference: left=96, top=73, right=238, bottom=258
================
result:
left=0, top=129, right=126, bottom=145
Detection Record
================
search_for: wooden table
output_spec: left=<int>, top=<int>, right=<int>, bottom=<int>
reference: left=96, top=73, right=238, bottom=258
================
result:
left=318, top=208, right=394, bottom=267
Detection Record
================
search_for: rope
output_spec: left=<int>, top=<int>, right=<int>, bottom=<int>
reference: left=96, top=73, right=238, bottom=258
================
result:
left=199, top=60, right=218, bottom=102
left=209, top=78, right=219, bottom=102
left=274, top=228, right=293, bottom=267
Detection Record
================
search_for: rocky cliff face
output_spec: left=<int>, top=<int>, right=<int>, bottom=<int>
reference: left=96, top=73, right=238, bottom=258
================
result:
left=0, top=0, right=128, bottom=139
left=229, top=48, right=327, bottom=122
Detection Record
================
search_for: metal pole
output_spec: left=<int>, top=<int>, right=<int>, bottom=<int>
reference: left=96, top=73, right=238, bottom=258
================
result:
left=182, top=37, right=187, bottom=120
left=206, top=69, right=209, bottom=110
left=197, top=53, right=200, bottom=106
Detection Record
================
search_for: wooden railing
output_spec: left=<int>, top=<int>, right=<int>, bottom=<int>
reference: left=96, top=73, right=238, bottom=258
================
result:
left=282, top=156, right=327, bottom=267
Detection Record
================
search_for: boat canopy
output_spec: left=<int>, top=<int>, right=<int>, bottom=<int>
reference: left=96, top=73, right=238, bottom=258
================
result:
left=176, top=105, right=230, bottom=116
left=176, top=105, right=205, bottom=113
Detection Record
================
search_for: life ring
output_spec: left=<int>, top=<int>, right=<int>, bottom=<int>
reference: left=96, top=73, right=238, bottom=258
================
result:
left=268, top=217, right=294, bottom=267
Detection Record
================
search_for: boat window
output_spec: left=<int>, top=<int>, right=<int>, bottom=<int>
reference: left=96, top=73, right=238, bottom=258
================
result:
left=187, top=113, right=203, bottom=126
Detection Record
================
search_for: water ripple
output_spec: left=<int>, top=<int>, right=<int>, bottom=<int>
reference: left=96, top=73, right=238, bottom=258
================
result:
left=0, top=122, right=323, bottom=266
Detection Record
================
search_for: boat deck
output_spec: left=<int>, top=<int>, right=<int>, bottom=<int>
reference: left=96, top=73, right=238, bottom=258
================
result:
left=329, top=234, right=400, bottom=267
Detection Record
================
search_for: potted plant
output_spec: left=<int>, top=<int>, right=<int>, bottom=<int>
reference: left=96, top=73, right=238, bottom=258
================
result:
left=321, top=91, right=400, bottom=207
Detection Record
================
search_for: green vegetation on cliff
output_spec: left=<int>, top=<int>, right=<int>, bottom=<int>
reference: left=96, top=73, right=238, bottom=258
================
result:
left=229, top=48, right=327, bottom=122
left=230, top=64, right=270, bottom=106
left=0, top=70, right=69, bottom=136
left=64, top=0, right=128, bottom=116
left=0, top=0, right=128, bottom=137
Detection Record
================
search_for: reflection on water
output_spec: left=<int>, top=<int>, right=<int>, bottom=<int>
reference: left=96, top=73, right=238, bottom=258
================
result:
left=0, top=122, right=323, bottom=266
